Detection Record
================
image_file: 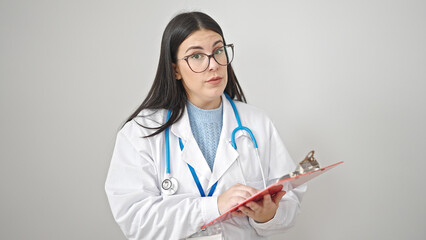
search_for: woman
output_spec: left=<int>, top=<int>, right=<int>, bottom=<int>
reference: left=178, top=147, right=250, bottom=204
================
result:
left=105, top=11, right=306, bottom=239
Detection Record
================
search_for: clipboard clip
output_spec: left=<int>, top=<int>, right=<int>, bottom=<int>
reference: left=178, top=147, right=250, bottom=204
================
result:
left=277, top=150, right=320, bottom=181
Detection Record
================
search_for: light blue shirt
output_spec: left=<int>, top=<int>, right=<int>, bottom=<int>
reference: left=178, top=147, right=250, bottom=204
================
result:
left=187, top=101, right=223, bottom=171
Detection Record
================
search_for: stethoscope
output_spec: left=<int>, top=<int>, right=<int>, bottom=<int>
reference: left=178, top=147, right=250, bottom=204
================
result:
left=161, top=93, right=267, bottom=196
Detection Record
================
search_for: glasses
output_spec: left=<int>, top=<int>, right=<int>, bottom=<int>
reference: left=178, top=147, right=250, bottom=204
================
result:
left=178, top=44, right=234, bottom=73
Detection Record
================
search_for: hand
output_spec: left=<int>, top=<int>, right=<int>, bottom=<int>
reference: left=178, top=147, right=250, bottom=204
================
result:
left=217, top=184, right=259, bottom=215
left=232, top=191, right=286, bottom=223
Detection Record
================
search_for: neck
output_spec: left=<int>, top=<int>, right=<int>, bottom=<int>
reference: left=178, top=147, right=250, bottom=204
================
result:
left=188, top=96, right=222, bottom=110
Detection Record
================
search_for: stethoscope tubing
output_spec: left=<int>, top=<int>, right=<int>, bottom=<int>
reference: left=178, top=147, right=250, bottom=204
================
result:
left=224, top=93, right=259, bottom=149
left=165, top=110, right=172, bottom=175
left=163, top=93, right=267, bottom=195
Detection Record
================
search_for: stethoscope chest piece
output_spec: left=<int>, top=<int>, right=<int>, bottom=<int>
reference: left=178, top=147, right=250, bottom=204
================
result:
left=161, top=176, right=178, bottom=195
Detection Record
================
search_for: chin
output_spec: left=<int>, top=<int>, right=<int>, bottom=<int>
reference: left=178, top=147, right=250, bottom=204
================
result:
left=211, top=88, right=226, bottom=98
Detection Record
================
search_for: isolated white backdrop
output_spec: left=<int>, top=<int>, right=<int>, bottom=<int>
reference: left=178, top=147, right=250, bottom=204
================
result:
left=1, top=0, right=425, bottom=239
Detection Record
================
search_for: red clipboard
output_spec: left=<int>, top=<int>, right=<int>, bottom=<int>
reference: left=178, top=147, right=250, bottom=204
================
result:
left=201, top=161, right=344, bottom=229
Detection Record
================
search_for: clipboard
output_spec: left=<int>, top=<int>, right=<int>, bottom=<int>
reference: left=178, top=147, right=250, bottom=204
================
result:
left=201, top=151, right=343, bottom=229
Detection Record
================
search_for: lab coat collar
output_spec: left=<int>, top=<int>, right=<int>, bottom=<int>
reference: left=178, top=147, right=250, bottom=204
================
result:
left=170, top=103, right=212, bottom=180
left=170, top=94, right=245, bottom=191
left=207, top=95, right=241, bottom=189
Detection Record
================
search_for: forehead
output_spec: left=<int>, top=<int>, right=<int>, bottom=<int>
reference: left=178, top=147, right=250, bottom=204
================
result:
left=179, top=29, right=223, bottom=50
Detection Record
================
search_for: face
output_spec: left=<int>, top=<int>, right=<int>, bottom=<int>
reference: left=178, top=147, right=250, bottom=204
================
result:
left=173, top=29, right=228, bottom=109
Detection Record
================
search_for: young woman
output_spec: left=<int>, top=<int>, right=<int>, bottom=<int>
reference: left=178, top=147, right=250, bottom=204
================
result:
left=105, top=11, right=306, bottom=240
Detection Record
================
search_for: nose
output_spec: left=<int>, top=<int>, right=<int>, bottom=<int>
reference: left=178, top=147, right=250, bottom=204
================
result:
left=208, top=55, right=219, bottom=71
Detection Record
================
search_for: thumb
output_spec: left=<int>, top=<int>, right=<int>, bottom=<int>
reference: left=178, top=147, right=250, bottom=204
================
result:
left=272, top=191, right=286, bottom=205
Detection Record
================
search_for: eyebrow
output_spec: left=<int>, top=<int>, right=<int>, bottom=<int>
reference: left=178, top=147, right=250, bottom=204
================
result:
left=185, top=40, right=224, bottom=54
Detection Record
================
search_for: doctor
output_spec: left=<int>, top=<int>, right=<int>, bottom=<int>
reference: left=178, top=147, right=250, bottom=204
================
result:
left=105, top=11, right=306, bottom=240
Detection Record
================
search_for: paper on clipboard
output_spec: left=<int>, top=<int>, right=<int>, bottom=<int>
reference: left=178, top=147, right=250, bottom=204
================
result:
left=201, top=153, right=343, bottom=229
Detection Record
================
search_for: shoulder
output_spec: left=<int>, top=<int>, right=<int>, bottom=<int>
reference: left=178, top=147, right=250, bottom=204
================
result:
left=119, top=108, right=167, bottom=140
left=232, top=100, right=272, bottom=124
left=230, top=100, right=281, bottom=140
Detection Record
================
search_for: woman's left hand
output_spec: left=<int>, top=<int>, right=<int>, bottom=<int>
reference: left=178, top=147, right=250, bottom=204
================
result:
left=231, top=191, right=286, bottom=223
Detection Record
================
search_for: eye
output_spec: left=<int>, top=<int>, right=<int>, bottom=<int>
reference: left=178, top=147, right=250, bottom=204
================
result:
left=214, top=47, right=224, bottom=55
left=190, top=54, right=203, bottom=60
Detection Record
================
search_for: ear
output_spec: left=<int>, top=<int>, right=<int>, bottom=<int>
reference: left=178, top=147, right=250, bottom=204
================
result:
left=172, top=63, right=182, bottom=80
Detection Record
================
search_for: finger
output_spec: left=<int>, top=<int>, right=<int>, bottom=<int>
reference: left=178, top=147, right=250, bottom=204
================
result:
left=272, top=191, right=286, bottom=205
left=230, top=196, right=247, bottom=205
left=263, top=194, right=272, bottom=204
left=231, top=211, right=246, bottom=217
left=245, top=201, right=261, bottom=212
left=236, top=185, right=259, bottom=196
left=234, top=189, right=253, bottom=200
left=239, top=206, right=255, bottom=216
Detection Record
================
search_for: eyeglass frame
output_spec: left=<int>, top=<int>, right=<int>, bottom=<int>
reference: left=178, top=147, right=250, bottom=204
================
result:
left=176, top=44, right=234, bottom=73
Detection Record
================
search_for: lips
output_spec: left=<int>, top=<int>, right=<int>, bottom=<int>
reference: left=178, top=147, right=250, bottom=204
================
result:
left=207, top=76, right=223, bottom=83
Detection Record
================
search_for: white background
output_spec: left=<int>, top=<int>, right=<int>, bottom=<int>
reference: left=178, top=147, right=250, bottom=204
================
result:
left=1, top=0, right=425, bottom=239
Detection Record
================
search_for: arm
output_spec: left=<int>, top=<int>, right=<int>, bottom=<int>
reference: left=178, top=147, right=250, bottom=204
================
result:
left=105, top=131, right=219, bottom=240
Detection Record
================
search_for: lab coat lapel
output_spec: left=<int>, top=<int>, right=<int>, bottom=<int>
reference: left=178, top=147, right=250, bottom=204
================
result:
left=207, top=95, right=242, bottom=190
left=170, top=107, right=212, bottom=181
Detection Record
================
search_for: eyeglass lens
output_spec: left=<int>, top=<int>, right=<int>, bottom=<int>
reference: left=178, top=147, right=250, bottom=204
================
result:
left=187, top=45, right=234, bottom=73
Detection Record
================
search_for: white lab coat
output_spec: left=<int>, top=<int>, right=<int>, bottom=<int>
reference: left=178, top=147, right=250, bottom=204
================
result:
left=105, top=95, right=306, bottom=240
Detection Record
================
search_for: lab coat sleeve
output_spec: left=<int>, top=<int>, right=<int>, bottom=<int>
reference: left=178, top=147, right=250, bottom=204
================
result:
left=248, top=119, right=307, bottom=236
left=105, top=130, right=219, bottom=240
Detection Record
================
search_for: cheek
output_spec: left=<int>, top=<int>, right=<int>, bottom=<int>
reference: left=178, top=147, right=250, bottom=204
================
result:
left=222, top=68, right=229, bottom=83
left=179, top=68, right=198, bottom=84
left=181, top=70, right=202, bottom=88
left=178, top=63, right=191, bottom=77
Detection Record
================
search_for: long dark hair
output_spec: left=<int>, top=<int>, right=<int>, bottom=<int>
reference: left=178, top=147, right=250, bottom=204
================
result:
left=124, top=11, right=246, bottom=137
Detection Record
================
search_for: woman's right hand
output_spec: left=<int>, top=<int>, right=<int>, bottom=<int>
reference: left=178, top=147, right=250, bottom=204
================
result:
left=217, top=183, right=259, bottom=215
